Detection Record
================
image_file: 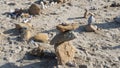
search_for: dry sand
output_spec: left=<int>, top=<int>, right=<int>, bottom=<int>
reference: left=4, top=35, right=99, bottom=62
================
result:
left=0, top=0, right=120, bottom=68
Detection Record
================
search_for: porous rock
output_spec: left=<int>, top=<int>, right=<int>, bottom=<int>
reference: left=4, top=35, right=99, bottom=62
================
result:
left=34, top=33, right=49, bottom=43
left=55, top=41, right=77, bottom=65
left=28, top=3, right=40, bottom=15
left=56, top=23, right=79, bottom=32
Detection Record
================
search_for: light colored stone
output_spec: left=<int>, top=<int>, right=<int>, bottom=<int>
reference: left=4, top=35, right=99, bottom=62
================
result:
left=55, top=41, right=77, bottom=65
left=34, top=33, right=49, bottom=43
left=56, top=23, right=79, bottom=32
left=15, top=23, right=33, bottom=30
left=28, top=3, right=40, bottom=15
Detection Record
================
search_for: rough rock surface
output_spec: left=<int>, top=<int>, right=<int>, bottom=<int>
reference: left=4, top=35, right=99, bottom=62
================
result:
left=55, top=41, right=77, bottom=65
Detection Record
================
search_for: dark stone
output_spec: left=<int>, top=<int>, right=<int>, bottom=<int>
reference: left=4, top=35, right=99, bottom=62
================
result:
left=79, top=65, right=87, bottom=68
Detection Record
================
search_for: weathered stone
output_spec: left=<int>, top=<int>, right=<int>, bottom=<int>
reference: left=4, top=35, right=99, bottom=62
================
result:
left=29, top=46, right=55, bottom=58
left=15, top=23, right=33, bottom=30
left=21, top=29, right=32, bottom=41
left=34, top=33, right=49, bottom=43
left=56, top=23, right=79, bottom=32
left=55, top=41, right=77, bottom=65
left=50, top=31, right=76, bottom=45
left=28, top=3, right=40, bottom=15
left=85, top=25, right=98, bottom=32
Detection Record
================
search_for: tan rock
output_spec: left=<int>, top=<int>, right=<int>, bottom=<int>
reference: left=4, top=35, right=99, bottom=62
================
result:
left=28, top=3, right=40, bottom=15
left=55, top=41, right=77, bottom=65
left=85, top=25, right=98, bottom=32
left=21, top=29, right=32, bottom=41
left=56, top=23, right=79, bottom=32
left=15, top=23, right=33, bottom=30
left=34, top=33, right=49, bottom=43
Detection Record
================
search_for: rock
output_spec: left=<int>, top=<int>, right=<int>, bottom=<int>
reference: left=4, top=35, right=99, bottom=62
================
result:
left=21, top=29, right=32, bottom=41
left=28, top=3, right=40, bottom=15
left=84, top=9, right=88, bottom=18
left=110, top=2, right=120, bottom=7
left=34, top=33, right=49, bottom=43
left=56, top=23, right=79, bottom=32
left=15, top=23, right=33, bottom=30
left=79, top=65, right=87, bottom=68
left=50, top=31, right=76, bottom=45
left=29, top=46, right=55, bottom=58
left=55, top=41, right=77, bottom=65
left=85, top=25, right=98, bottom=32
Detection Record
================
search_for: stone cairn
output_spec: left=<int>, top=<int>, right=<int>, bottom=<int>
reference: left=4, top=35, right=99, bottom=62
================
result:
left=50, top=23, right=79, bottom=65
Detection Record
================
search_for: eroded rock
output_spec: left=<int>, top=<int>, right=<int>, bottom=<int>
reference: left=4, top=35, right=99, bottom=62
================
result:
left=55, top=41, right=77, bottom=65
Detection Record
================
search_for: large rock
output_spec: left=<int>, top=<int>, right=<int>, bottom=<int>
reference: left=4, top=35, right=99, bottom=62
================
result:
left=85, top=25, right=98, bottom=32
left=56, top=23, right=79, bottom=32
left=55, top=41, right=77, bottom=65
left=34, top=33, right=49, bottom=43
left=50, top=31, right=76, bottom=45
left=28, top=4, right=40, bottom=15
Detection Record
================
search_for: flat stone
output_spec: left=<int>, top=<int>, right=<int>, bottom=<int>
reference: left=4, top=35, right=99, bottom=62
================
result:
left=50, top=31, right=76, bottom=45
left=56, top=23, right=79, bottom=32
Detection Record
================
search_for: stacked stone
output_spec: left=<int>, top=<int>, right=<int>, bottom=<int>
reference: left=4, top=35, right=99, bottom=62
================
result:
left=50, top=23, right=79, bottom=65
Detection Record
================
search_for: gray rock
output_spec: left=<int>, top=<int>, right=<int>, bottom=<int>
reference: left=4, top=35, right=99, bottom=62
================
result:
left=50, top=31, right=76, bottom=45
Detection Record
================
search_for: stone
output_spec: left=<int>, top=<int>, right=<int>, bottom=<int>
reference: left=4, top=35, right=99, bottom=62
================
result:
left=15, top=23, right=33, bottom=30
left=29, top=46, right=55, bottom=58
left=34, top=33, right=49, bottom=43
left=28, top=3, right=40, bottom=15
left=50, top=31, right=76, bottom=45
left=21, top=29, right=32, bottom=41
left=55, top=41, right=77, bottom=65
left=85, top=25, right=98, bottom=32
left=56, top=23, right=79, bottom=32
